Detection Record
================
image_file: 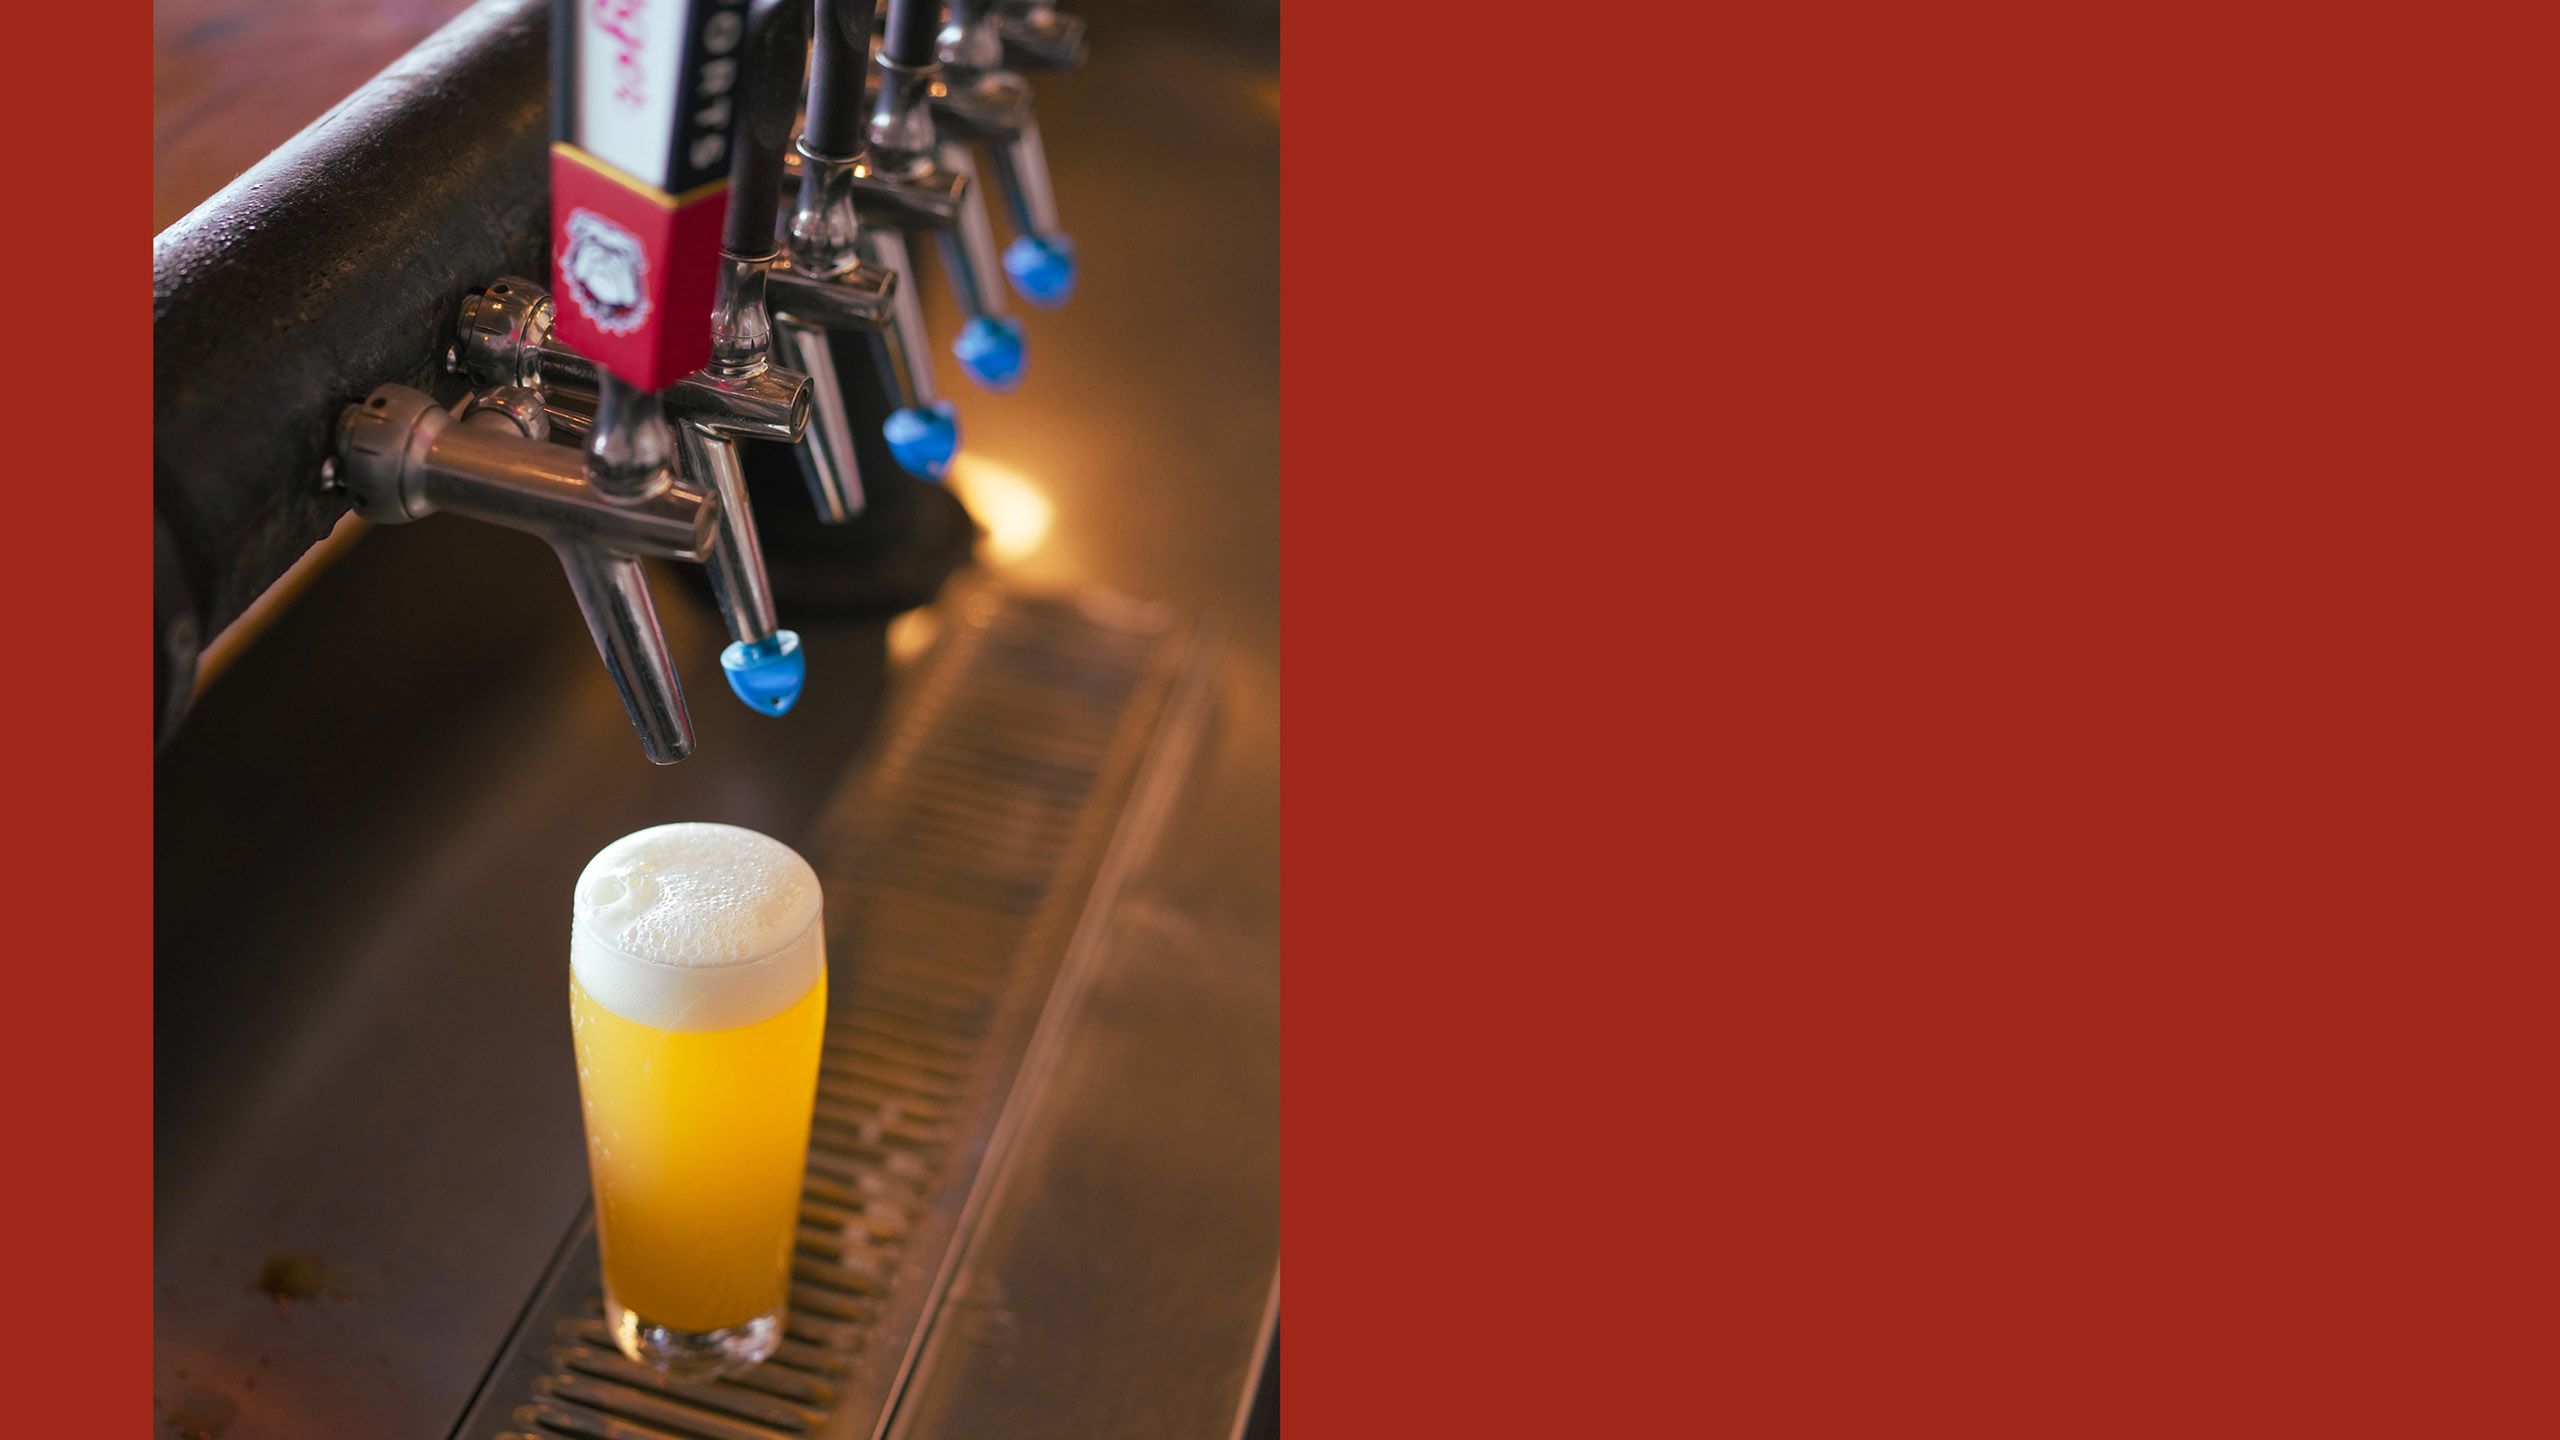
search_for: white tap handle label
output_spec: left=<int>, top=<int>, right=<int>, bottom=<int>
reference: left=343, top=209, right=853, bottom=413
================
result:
left=562, top=0, right=747, bottom=196
left=573, top=0, right=692, bottom=187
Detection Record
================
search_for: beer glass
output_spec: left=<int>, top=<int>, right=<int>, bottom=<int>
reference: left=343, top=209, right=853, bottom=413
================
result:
left=569, top=822, right=828, bottom=1376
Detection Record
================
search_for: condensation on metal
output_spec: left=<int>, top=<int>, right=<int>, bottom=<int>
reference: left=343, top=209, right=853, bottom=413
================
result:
left=454, top=583, right=1192, bottom=1440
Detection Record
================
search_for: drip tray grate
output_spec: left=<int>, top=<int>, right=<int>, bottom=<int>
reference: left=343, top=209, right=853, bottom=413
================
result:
left=453, top=584, right=1214, bottom=1440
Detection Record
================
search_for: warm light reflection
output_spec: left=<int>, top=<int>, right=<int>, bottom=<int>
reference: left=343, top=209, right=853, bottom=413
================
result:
left=886, top=609, right=941, bottom=665
left=945, top=455, right=1055, bottom=566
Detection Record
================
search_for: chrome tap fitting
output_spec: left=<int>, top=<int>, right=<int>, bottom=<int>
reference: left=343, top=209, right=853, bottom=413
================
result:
left=333, top=383, right=713, bottom=764
left=994, top=0, right=1086, bottom=72
left=596, top=281, right=807, bottom=717
left=453, top=280, right=813, bottom=716
left=457, top=279, right=811, bottom=443
left=709, top=250, right=777, bottom=380
left=772, top=148, right=967, bottom=478
left=867, top=57, right=945, bottom=177
left=939, top=0, right=1008, bottom=78
left=864, top=43, right=1026, bottom=395
left=771, top=145, right=904, bottom=520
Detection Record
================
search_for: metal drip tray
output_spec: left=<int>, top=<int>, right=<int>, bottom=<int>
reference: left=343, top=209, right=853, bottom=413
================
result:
left=454, top=582, right=1219, bottom=1440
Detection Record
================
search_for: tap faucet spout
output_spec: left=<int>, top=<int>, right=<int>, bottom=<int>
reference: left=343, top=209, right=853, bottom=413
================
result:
left=334, top=383, right=712, bottom=763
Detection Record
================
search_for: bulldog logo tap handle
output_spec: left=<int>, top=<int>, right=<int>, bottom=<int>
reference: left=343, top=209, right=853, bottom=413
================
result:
left=552, top=0, right=812, bottom=718
left=549, top=0, right=739, bottom=390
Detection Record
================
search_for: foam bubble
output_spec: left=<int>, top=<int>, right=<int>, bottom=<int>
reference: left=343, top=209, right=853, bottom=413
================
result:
left=571, top=823, right=824, bottom=1031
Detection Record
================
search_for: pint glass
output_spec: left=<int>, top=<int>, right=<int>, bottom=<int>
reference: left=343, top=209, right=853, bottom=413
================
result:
left=569, top=822, right=828, bottom=1376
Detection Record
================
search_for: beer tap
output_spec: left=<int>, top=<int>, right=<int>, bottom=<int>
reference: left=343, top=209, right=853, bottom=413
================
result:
left=329, top=384, right=716, bottom=765
left=777, top=0, right=969, bottom=478
left=773, top=0, right=913, bottom=517
left=453, top=274, right=817, bottom=713
left=936, top=0, right=1076, bottom=307
left=873, top=0, right=1028, bottom=395
left=548, top=0, right=810, bottom=715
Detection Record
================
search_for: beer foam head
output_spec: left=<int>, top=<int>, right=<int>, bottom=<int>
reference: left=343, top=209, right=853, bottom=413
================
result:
left=572, top=822, right=824, bottom=1031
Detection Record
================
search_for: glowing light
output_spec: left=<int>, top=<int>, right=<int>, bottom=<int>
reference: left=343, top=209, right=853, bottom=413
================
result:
left=886, top=609, right=941, bottom=665
left=945, top=455, right=1055, bottom=566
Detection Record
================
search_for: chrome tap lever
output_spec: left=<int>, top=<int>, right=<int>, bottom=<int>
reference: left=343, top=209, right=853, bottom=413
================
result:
left=673, top=0, right=813, bottom=709
left=676, top=418, right=802, bottom=710
left=875, top=0, right=1026, bottom=393
left=452, top=276, right=811, bottom=713
left=770, top=212, right=909, bottom=515
left=933, top=4, right=1034, bottom=139
left=860, top=225, right=962, bottom=478
left=772, top=321, right=867, bottom=519
left=761, top=254, right=902, bottom=517
left=775, top=0, right=965, bottom=479
left=765, top=260, right=898, bottom=332
left=769, top=0, right=910, bottom=519
left=594, top=365, right=805, bottom=717
left=770, top=175, right=954, bottom=432
left=985, top=116, right=1074, bottom=305
left=938, top=0, right=1076, bottom=307
left=682, top=0, right=815, bottom=713
left=931, top=141, right=1026, bottom=385
left=333, top=383, right=713, bottom=764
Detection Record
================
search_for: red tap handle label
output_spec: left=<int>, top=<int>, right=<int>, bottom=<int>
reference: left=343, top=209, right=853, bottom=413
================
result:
left=549, top=0, right=750, bottom=390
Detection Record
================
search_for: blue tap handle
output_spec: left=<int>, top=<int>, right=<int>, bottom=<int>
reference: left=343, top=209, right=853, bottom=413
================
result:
left=1002, top=232, right=1077, bottom=307
left=720, top=630, right=807, bottom=715
left=953, top=314, right=1027, bottom=391
left=884, top=401, right=962, bottom=479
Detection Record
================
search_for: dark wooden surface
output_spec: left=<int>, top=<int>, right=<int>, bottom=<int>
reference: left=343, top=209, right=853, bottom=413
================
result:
left=154, top=0, right=478, bottom=231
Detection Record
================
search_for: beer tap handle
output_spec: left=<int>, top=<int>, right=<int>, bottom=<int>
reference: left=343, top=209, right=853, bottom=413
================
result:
left=723, top=0, right=804, bottom=266
left=776, top=0, right=905, bottom=520
left=991, top=117, right=1076, bottom=308
left=680, top=421, right=805, bottom=712
left=933, top=144, right=1029, bottom=389
left=939, top=0, right=1075, bottom=308
left=796, top=0, right=959, bottom=480
left=878, top=0, right=1026, bottom=393
left=806, top=0, right=874, bottom=164
left=863, top=226, right=963, bottom=478
left=881, top=0, right=941, bottom=74
left=694, top=0, right=815, bottom=714
left=546, top=0, right=733, bottom=395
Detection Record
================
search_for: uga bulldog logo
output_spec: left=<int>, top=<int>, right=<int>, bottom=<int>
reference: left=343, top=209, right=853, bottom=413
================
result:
left=560, top=209, right=653, bottom=335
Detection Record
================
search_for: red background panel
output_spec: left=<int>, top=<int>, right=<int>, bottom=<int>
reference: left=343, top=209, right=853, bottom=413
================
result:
left=15, top=0, right=155, bottom=1425
left=1286, top=0, right=2556, bottom=1435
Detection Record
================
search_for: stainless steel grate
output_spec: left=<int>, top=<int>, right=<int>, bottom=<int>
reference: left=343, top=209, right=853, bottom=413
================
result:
left=453, top=583, right=1215, bottom=1440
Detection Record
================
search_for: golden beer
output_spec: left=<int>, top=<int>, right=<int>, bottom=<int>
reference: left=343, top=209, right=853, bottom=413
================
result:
left=570, top=823, right=827, bottom=1375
